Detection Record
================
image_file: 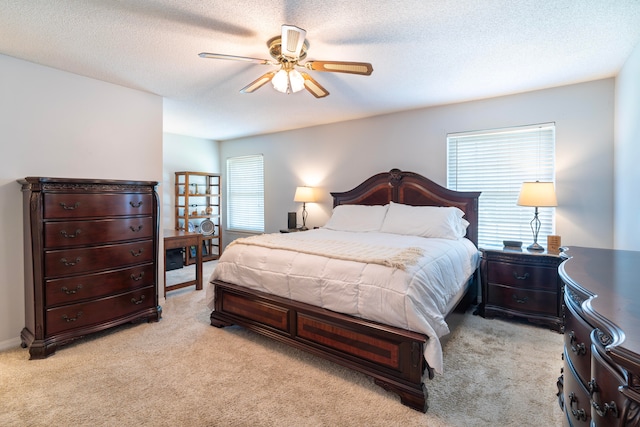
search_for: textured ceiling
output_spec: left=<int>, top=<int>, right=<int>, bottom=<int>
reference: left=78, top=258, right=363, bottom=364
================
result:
left=1, top=1, right=640, bottom=141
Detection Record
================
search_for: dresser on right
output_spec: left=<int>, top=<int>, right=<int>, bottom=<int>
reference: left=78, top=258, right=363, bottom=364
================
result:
left=558, top=247, right=640, bottom=426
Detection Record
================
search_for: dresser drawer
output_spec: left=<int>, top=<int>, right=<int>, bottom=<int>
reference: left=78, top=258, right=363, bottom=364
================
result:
left=564, top=302, right=592, bottom=387
left=487, top=261, right=558, bottom=291
left=46, top=286, right=155, bottom=335
left=45, top=263, right=155, bottom=306
left=44, top=217, right=153, bottom=248
left=44, top=240, right=154, bottom=278
left=590, top=337, right=625, bottom=426
left=486, top=283, right=558, bottom=316
left=43, top=193, right=153, bottom=219
left=563, top=353, right=592, bottom=426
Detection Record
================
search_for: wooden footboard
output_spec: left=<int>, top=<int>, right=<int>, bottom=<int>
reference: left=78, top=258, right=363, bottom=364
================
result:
left=210, top=279, right=430, bottom=412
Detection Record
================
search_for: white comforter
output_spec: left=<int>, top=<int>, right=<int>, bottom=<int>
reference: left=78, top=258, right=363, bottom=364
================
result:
left=207, top=228, right=479, bottom=375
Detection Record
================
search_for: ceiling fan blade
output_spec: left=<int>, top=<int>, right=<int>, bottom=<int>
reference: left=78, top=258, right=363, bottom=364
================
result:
left=240, top=72, right=276, bottom=93
left=300, top=72, right=329, bottom=98
left=280, top=25, right=307, bottom=59
left=199, top=52, right=272, bottom=65
left=304, top=61, right=373, bottom=76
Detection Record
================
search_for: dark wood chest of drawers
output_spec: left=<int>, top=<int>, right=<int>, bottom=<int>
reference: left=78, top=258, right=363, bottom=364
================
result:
left=19, top=177, right=162, bottom=359
left=558, top=247, right=640, bottom=427
left=479, top=247, right=563, bottom=332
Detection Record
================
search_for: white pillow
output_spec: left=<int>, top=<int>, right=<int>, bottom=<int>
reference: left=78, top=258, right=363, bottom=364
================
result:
left=323, top=204, right=388, bottom=232
left=379, top=202, right=468, bottom=239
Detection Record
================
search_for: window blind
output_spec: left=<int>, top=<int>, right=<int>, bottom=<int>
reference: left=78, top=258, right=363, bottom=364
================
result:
left=447, top=123, right=556, bottom=248
left=227, top=155, right=264, bottom=233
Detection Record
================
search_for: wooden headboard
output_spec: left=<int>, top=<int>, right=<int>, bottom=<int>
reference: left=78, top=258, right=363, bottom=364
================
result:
left=330, top=168, right=481, bottom=246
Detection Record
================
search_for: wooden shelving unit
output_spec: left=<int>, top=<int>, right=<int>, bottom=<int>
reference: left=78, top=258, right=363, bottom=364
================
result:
left=174, top=171, right=222, bottom=264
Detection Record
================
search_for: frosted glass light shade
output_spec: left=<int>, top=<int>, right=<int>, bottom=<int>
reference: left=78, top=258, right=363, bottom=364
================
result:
left=272, top=70, right=289, bottom=93
left=288, top=70, right=304, bottom=92
left=272, top=69, right=305, bottom=94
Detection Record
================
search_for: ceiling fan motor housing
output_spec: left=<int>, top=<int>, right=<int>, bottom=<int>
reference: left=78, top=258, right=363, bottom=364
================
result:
left=268, top=36, right=309, bottom=62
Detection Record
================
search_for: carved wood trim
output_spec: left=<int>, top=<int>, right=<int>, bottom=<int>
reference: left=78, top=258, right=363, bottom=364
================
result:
left=41, top=182, right=154, bottom=193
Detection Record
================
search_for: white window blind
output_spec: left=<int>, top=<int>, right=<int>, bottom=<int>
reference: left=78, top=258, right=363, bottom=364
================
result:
left=227, top=155, right=264, bottom=233
left=447, top=123, right=556, bottom=248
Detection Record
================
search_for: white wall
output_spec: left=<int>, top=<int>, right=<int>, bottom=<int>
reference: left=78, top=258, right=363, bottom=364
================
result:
left=162, top=133, right=220, bottom=230
left=615, top=41, right=640, bottom=251
left=0, top=53, right=624, bottom=350
left=0, top=54, right=163, bottom=349
left=220, top=79, right=615, bottom=250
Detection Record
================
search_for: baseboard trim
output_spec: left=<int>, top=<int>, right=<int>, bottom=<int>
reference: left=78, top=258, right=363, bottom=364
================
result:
left=0, top=337, right=22, bottom=352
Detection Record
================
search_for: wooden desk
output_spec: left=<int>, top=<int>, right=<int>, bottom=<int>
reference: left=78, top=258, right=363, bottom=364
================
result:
left=163, top=229, right=202, bottom=297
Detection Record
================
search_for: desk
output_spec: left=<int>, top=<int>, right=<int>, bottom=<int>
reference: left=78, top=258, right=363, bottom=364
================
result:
left=163, top=229, right=202, bottom=297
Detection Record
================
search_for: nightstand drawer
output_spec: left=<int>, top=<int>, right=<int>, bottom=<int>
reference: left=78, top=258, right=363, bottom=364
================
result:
left=486, top=283, right=558, bottom=317
left=487, top=261, right=558, bottom=291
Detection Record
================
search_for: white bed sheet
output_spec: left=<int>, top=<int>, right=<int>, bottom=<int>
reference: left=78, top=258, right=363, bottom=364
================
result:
left=207, top=228, right=480, bottom=375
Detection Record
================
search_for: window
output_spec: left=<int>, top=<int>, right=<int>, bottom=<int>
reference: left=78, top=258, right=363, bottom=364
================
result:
left=447, top=123, right=556, bottom=248
left=227, top=155, right=264, bottom=233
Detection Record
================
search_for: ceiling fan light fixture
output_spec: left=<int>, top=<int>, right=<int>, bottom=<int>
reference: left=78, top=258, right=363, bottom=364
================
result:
left=272, top=69, right=304, bottom=94
left=199, top=24, right=373, bottom=98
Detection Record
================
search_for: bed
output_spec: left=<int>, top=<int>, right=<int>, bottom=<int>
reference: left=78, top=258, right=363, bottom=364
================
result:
left=207, top=168, right=480, bottom=412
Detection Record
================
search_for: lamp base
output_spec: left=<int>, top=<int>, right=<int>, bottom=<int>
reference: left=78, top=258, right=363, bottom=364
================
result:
left=527, top=242, right=545, bottom=252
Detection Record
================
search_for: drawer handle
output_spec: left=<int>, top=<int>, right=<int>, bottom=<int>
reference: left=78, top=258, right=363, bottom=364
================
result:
left=130, top=249, right=144, bottom=257
left=569, top=331, right=587, bottom=356
left=588, top=379, right=619, bottom=418
left=60, top=257, right=81, bottom=266
left=59, top=202, right=80, bottom=210
left=129, top=225, right=144, bottom=232
left=131, top=295, right=145, bottom=305
left=61, top=285, right=83, bottom=295
left=130, top=272, right=145, bottom=281
left=568, top=392, right=588, bottom=421
left=513, top=272, right=530, bottom=280
left=512, top=294, right=528, bottom=304
left=62, top=312, right=83, bottom=322
left=130, top=201, right=143, bottom=208
left=60, top=229, right=82, bottom=238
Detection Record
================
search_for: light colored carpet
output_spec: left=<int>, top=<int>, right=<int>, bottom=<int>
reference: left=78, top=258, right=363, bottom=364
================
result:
left=0, top=262, right=564, bottom=426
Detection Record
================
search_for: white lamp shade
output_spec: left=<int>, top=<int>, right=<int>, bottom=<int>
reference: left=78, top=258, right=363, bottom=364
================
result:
left=517, top=181, right=558, bottom=207
left=294, top=186, right=315, bottom=203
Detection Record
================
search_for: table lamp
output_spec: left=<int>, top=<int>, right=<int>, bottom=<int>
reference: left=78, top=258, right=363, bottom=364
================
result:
left=517, top=181, right=557, bottom=251
left=294, top=186, right=315, bottom=230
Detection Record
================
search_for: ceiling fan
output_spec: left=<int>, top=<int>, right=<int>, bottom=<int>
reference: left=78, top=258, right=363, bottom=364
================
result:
left=199, top=24, right=373, bottom=98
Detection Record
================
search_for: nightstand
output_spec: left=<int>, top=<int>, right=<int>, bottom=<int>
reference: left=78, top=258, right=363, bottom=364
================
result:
left=279, top=228, right=306, bottom=233
left=478, top=246, right=563, bottom=332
